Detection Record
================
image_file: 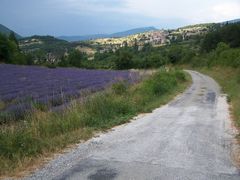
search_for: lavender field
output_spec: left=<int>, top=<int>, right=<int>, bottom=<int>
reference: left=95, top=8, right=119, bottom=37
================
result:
left=0, top=64, right=138, bottom=120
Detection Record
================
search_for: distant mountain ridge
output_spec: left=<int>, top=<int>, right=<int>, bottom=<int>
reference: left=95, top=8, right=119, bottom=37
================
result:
left=58, top=26, right=158, bottom=42
left=110, top=26, right=157, bottom=37
left=221, top=18, right=240, bottom=24
left=0, top=24, right=22, bottom=39
left=58, top=34, right=108, bottom=42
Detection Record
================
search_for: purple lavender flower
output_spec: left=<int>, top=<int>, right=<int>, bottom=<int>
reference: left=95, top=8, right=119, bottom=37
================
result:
left=0, top=64, right=139, bottom=120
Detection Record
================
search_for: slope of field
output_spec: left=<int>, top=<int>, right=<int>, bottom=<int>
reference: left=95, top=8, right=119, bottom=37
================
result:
left=0, top=64, right=138, bottom=121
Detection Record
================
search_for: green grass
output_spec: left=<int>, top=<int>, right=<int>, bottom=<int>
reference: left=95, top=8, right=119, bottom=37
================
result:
left=0, top=69, right=191, bottom=176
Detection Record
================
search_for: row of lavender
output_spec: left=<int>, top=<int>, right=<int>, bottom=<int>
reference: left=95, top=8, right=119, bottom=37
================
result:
left=0, top=64, right=139, bottom=121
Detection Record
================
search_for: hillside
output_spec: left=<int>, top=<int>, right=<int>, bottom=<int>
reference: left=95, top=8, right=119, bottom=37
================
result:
left=18, top=35, right=95, bottom=63
left=14, top=22, right=215, bottom=65
left=88, top=23, right=213, bottom=53
left=222, top=18, right=240, bottom=24
left=5, top=21, right=236, bottom=66
left=58, top=26, right=157, bottom=42
left=19, top=35, right=71, bottom=62
left=19, top=35, right=70, bottom=52
left=0, top=24, right=22, bottom=39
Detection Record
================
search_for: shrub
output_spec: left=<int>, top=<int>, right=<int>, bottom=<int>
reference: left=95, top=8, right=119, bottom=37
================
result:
left=111, top=81, right=128, bottom=95
left=167, top=46, right=183, bottom=64
left=114, top=50, right=133, bottom=69
left=174, top=71, right=186, bottom=81
left=81, top=93, right=134, bottom=128
left=215, top=42, right=230, bottom=55
left=68, top=50, right=87, bottom=68
left=144, top=71, right=177, bottom=95
left=46, top=63, right=57, bottom=68
left=0, top=130, right=44, bottom=160
left=217, top=48, right=240, bottom=67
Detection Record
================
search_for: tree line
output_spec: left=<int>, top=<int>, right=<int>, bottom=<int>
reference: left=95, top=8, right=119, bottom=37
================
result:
left=1, top=23, right=240, bottom=69
left=0, top=32, right=33, bottom=65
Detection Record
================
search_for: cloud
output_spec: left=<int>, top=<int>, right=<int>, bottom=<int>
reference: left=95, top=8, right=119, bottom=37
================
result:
left=52, top=0, right=128, bottom=14
left=211, top=2, right=240, bottom=22
left=124, top=0, right=240, bottom=23
left=1, top=0, right=239, bottom=36
left=56, top=0, right=240, bottom=23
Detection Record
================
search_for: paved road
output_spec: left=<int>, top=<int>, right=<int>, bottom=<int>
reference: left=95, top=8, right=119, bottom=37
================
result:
left=26, top=71, right=240, bottom=180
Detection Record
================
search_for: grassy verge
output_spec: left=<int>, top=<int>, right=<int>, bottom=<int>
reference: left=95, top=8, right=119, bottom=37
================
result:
left=0, top=69, right=191, bottom=177
left=195, top=67, right=240, bottom=129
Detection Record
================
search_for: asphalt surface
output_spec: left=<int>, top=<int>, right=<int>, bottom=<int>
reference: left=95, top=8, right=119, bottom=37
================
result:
left=26, top=70, right=240, bottom=180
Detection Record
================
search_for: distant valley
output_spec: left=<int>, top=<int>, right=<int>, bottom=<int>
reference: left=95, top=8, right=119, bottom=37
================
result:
left=1, top=19, right=239, bottom=65
left=16, top=23, right=213, bottom=63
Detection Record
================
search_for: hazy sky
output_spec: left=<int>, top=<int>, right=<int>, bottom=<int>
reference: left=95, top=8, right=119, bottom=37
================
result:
left=0, top=0, right=240, bottom=36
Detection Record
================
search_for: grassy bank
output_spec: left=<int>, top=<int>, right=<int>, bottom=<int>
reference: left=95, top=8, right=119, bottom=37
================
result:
left=0, top=69, right=191, bottom=177
left=196, top=67, right=240, bottom=129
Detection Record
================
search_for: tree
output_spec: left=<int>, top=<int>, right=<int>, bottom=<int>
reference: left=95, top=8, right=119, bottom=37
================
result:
left=115, top=50, right=133, bottom=69
left=122, top=41, right=128, bottom=48
left=0, top=34, right=10, bottom=62
left=201, top=23, right=240, bottom=52
left=201, top=32, right=221, bottom=52
left=142, top=43, right=152, bottom=52
left=58, top=56, right=69, bottom=67
left=167, top=46, right=183, bottom=64
left=133, top=38, right=138, bottom=52
left=215, top=42, right=230, bottom=55
left=9, top=31, right=18, bottom=46
left=25, top=54, right=34, bottom=65
left=0, top=33, right=20, bottom=63
left=68, top=50, right=86, bottom=67
left=149, top=53, right=167, bottom=67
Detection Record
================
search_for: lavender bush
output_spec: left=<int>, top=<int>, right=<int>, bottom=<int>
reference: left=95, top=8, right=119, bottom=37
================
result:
left=0, top=64, right=139, bottom=121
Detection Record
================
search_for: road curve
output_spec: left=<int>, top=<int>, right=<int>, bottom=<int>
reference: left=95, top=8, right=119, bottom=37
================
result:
left=26, top=71, right=240, bottom=180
